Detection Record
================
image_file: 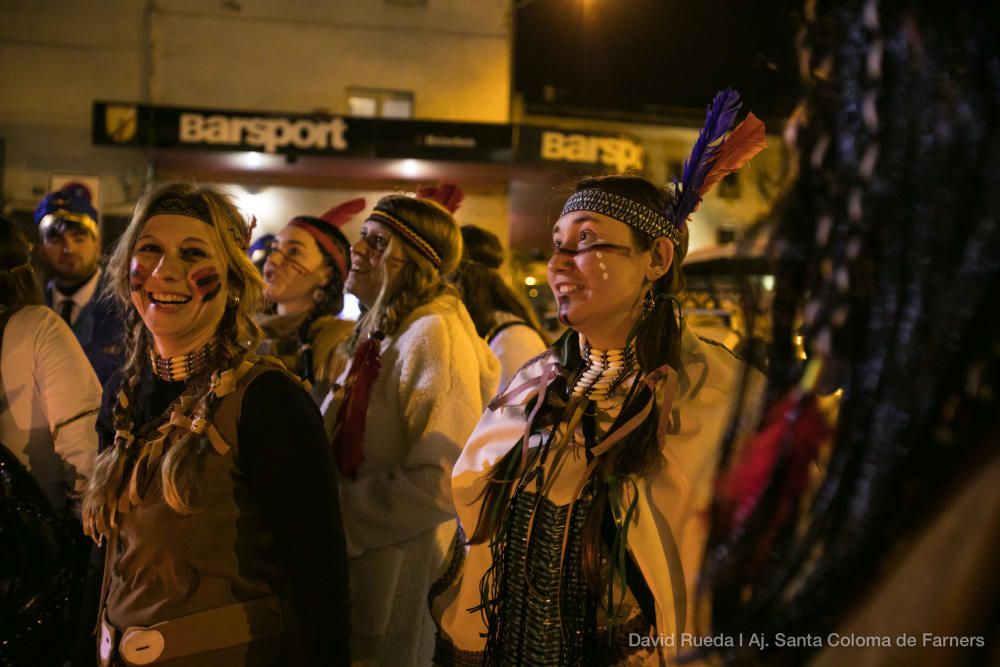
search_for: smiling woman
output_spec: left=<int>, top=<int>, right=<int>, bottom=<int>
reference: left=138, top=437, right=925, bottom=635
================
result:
left=81, top=182, right=349, bottom=666
left=433, top=91, right=767, bottom=665
left=256, top=199, right=362, bottom=400
left=321, top=186, right=500, bottom=665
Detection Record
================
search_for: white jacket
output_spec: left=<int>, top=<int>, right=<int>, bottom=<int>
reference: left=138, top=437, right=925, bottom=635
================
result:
left=322, top=292, right=500, bottom=666
left=439, top=326, right=763, bottom=663
left=0, top=306, right=101, bottom=510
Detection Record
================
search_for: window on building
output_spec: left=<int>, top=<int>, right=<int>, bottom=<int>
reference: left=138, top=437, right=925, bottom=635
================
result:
left=347, top=88, right=415, bottom=119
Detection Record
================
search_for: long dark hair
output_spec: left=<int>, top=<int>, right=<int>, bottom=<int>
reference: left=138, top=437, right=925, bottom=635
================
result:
left=284, top=215, right=351, bottom=380
left=452, top=225, right=545, bottom=340
left=0, top=215, right=42, bottom=309
left=469, top=174, right=691, bottom=593
left=701, top=1, right=1000, bottom=661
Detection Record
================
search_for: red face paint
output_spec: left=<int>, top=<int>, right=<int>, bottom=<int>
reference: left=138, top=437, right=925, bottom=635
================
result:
left=189, top=266, right=222, bottom=302
left=129, top=258, right=152, bottom=292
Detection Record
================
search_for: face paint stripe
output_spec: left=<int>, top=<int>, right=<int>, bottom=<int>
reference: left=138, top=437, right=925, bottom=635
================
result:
left=190, top=267, right=222, bottom=302
left=203, top=283, right=222, bottom=303
left=129, top=260, right=151, bottom=291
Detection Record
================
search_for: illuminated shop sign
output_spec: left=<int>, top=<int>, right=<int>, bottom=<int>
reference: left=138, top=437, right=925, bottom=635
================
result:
left=518, top=126, right=645, bottom=173
left=179, top=113, right=350, bottom=153
left=93, top=102, right=644, bottom=173
left=93, top=101, right=512, bottom=162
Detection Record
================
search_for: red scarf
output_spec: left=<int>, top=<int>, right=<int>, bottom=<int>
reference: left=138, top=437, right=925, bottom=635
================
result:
left=330, top=332, right=385, bottom=477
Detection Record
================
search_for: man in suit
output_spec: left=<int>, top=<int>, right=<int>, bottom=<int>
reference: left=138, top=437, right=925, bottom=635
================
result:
left=34, top=184, right=123, bottom=386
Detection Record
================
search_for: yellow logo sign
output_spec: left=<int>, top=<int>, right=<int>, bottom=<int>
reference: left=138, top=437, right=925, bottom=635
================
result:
left=106, top=105, right=137, bottom=143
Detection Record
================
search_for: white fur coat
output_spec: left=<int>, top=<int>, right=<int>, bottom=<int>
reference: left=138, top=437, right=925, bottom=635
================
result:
left=321, top=292, right=499, bottom=666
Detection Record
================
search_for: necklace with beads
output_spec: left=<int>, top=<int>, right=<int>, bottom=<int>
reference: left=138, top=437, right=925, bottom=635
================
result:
left=570, top=340, right=638, bottom=401
left=150, top=341, right=217, bottom=382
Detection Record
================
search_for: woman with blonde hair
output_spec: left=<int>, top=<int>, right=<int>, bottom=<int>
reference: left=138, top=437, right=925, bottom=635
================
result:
left=322, top=185, right=499, bottom=665
left=82, top=182, right=349, bottom=665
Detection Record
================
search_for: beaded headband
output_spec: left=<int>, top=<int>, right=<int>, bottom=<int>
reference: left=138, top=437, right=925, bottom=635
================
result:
left=146, top=195, right=254, bottom=251
left=367, top=208, right=443, bottom=268
left=560, top=189, right=682, bottom=245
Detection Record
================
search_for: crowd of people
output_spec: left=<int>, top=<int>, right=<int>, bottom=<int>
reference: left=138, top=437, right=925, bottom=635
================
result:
left=1, top=1, right=996, bottom=665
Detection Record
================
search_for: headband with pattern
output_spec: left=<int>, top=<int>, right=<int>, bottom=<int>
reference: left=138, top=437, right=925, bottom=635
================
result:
left=146, top=195, right=254, bottom=251
left=367, top=208, right=442, bottom=268
left=560, top=189, right=681, bottom=245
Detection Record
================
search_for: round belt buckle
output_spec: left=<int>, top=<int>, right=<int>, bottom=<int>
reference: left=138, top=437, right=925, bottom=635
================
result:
left=120, top=628, right=165, bottom=665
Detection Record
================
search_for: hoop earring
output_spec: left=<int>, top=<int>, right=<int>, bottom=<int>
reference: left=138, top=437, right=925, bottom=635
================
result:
left=312, top=287, right=325, bottom=304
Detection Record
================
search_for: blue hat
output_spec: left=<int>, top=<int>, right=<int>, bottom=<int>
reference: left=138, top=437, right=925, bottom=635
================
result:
left=249, top=234, right=275, bottom=263
left=34, top=184, right=99, bottom=236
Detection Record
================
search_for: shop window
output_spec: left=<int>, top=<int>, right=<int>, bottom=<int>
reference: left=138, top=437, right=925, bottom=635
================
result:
left=347, top=88, right=415, bottom=119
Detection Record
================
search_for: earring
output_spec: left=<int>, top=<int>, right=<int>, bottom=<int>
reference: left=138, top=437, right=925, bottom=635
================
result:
left=643, top=288, right=655, bottom=315
left=312, top=287, right=325, bottom=304
left=227, top=294, right=241, bottom=308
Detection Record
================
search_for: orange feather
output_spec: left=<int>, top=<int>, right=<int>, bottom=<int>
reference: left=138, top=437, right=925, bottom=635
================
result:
left=697, top=113, right=767, bottom=197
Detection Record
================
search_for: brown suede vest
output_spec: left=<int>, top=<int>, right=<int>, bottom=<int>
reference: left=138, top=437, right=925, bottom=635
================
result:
left=104, top=359, right=294, bottom=664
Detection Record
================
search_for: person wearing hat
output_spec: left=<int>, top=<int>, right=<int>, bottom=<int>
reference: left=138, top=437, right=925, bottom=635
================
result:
left=34, top=184, right=123, bottom=385
left=248, top=233, right=275, bottom=275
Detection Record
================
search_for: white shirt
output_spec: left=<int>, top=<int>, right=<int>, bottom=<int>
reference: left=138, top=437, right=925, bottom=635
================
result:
left=0, top=306, right=101, bottom=509
left=50, top=267, right=101, bottom=326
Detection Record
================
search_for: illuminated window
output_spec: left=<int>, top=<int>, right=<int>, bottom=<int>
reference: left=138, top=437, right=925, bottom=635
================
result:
left=347, top=88, right=414, bottom=119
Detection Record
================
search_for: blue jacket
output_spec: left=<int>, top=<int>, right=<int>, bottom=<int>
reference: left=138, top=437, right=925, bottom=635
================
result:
left=45, top=272, right=124, bottom=387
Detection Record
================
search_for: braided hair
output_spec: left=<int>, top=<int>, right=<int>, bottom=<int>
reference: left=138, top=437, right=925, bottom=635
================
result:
left=83, top=183, right=264, bottom=537
left=701, top=0, right=1000, bottom=661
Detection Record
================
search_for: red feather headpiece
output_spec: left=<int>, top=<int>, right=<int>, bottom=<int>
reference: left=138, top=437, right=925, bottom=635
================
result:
left=417, top=183, right=464, bottom=214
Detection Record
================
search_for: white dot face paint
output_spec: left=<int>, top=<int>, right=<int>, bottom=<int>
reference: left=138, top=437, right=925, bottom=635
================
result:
left=603, top=272, right=609, bottom=280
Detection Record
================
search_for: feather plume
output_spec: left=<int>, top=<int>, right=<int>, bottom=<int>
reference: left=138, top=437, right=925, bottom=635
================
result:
left=715, top=392, right=830, bottom=540
left=417, top=182, right=464, bottom=214
left=320, top=197, right=366, bottom=228
left=697, top=113, right=767, bottom=197
left=673, top=89, right=744, bottom=225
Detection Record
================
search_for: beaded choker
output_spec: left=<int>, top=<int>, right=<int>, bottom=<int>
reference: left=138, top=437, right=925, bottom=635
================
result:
left=150, top=342, right=217, bottom=382
left=570, top=341, right=638, bottom=401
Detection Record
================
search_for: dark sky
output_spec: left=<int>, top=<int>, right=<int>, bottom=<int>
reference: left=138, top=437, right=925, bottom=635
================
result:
left=515, top=0, right=801, bottom=126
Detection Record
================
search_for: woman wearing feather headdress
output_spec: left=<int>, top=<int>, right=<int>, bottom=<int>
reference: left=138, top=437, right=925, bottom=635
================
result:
left=81, top=182, right=349, bottom=665
left=431, top=91, right=767, bottom=665
left=257, top=199, right=363, bottom=400
left=321, top=185, right=500, bottom=665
